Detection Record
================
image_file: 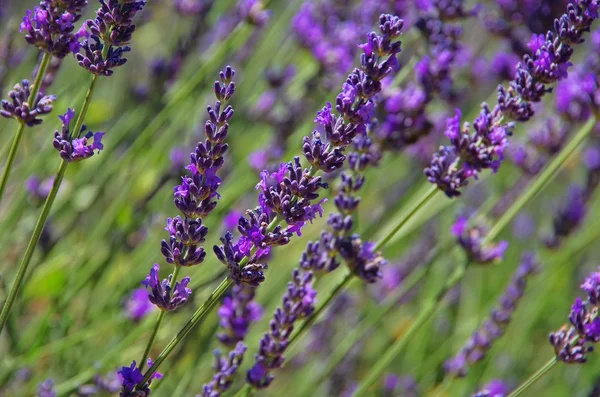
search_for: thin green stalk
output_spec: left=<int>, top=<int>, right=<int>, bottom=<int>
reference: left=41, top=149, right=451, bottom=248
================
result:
left=352, top=117, right=596, bottom=396
left=353, top=261, right=468, bottom=397
left=136, top=277, right=233, bottom=388
left=375, top=184, right=438, bottom=250
left=486, top=116, right=596, bottom=242
left=0, top=52, right=52, bottom=204
left=0, top=74, right=98, bottom=335
left=288, top=271, right=353, bottom=349
left=303, top=259, right=437, bottom=395
left=138, top=266, right=181, bottom=372
left=506, top=357, right=558, bottom=397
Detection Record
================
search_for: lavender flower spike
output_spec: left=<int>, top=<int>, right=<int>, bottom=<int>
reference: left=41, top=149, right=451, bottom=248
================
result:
left=74, top=0, right=146, bottom=76
left=1, top=80, right=55, bottom=126
left=451, top=216, right=509, bottom=265
left=118, top=360, right=162, bottom=397
left=247, top=269, right=317, bottom=389
left=20, top=0, right=88, bottom=58
left=445, top=253, right=538, bottom=377
left=141, top=264, right=192, bottom=312
left=217, top=285, right=263, bottom=347
left=426, top=0, right=600, bottom=196
left=549, top=265, right=600, bottom=364
left=37, top=379, right=57, bottom=397
left=52, top=108, right=105, bottom=162
left=200, top=342, right=247, bottom=397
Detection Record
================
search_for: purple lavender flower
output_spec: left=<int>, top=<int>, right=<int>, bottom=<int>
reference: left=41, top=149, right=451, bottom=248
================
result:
left=213, top=231, right=268, bottom=287
left=74, top=0, right=146, bottom=76
left=473, top=379, right=509, bottom=397
left=382, top=374, right=418, bottom=397
left=545, top=185, right=587, bottom=248
left=161, top=216, right=208, bottom=267
left=37, top=379, right=57, bottom=397
left=141, top=264, right=192, bottom=312
left=200, top=342, right=247, bottom=397
left=237, top=0, right=270, bottom=26
left=223, top=210, right=242, bottom=230
left=217, top=285, right=263, bottom=347
left=451, top=216, right=509, bottom=264
left=426, top=0, right=600, bottom=196
left=78, top=370, right=122, bottom=396
left=446, top=253, right=538, bottom=376
left=247, top=269, right=317, bottom=389
left=124, top=287, right=154, bottom=322
left=549, top=265, right=600, bottom=363
left=20, top=0, right=88, bottom=58
left=52, top=108, right=105, bottom=162
left=1, top=80, right=55, bottom=126
left=118, top=360, right=161, bottom=397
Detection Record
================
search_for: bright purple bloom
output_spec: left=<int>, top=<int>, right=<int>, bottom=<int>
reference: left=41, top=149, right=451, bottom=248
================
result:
left=446, top=253, right=538, bottom=376
left=248, top=269, right=317, bottom=389
left=1, top=80, right=55, bottom=126
left=74, top=0, right=146, bottom=76
left=37, top=379, right=57, bottom=397
left=545, top=185, right=587, bottom=248
left=52, top=108, right=105, bottom=162
left=217, top=285, right=263, bottom=347
left=201, top=342, right=247, bottom=397
left=124, top=287, right=154, bottom=322
left=426, top=0, right=600, bottom=196
left=118, top=360, right=161, bottom=397
left=141, top=264, right=192, bottom=312
left=20, top=0, right=87, bottom=58
left=223, top=210, right=242, bottom=230
left=549, top=263, right=600, bottom=363
left=452, top=217, right=509, bottom=264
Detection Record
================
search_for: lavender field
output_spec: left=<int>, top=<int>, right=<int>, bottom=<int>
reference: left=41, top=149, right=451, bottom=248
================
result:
left=0, top=0, right=599, bottom=396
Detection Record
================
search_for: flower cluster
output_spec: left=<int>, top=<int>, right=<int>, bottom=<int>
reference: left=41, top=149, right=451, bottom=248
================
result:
left=445, top=253, right=538, bottom=377
left=78, top=370, right=121, bottom=396
left=451, top=216, right=509, bottom=264
left=549, top=265, right=600, bottom=363
left=217, top=285, right=263, bottom=347
left=141, top=264, right=191, bottom=312
left=247, top=269, right=317, bottom=389
left=143, top=66, right=236, bottom=310
left=472, top=379, right=509, bottom=397
left=123, top=287, right=155, bottom=322
left=1, top=80, right=55, bottom=126
left=426, top=0, right=600, bottom=197
left=292, top=1, right=386, bottom=80
left=200, top=343, right=247, bottom=397
left=118, top=360, right=162, bottom=397
left=74, top=0, right=146, bottom=76
left=37, top=379, right=56, bottom=397
left=52, top=108, right=105, bottom=162
left=20, top=0, right=88, bottom=58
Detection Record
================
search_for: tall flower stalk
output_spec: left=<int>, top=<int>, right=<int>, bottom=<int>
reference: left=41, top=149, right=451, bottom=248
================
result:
left=0, top=0, right=146, bottom=335
left=123, top=65, right=237, bottom=390
left=135, top=13, right=405, bottom=389
left=0, top=0, right=89, bottom=203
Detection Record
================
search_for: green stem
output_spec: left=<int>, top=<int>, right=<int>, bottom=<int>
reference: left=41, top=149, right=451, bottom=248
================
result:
left=136, top=277, right=233, bottom=389
left=352, top=117, right=597, bottom=396
left=139, top=266, right=182, bottom=372
left=375, top=184, right=438, bottom=250
left=288, top=271, right=354, bottom=349
left=506, top=357, right=557, bottom=397
left=304, top=259, right=437, bottom=395
left=0, top=52, right=52, bottom=204
left=353, top=260, right=468, bottom=397
left=0, top=74, right=98, bottom=335
left=485, top=116, right=596, bottom=243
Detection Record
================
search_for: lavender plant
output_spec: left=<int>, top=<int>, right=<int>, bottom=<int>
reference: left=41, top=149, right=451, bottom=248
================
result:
left=0, top=0, right=146, bottom=334
left=3, top=1, right=600, bottom=396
